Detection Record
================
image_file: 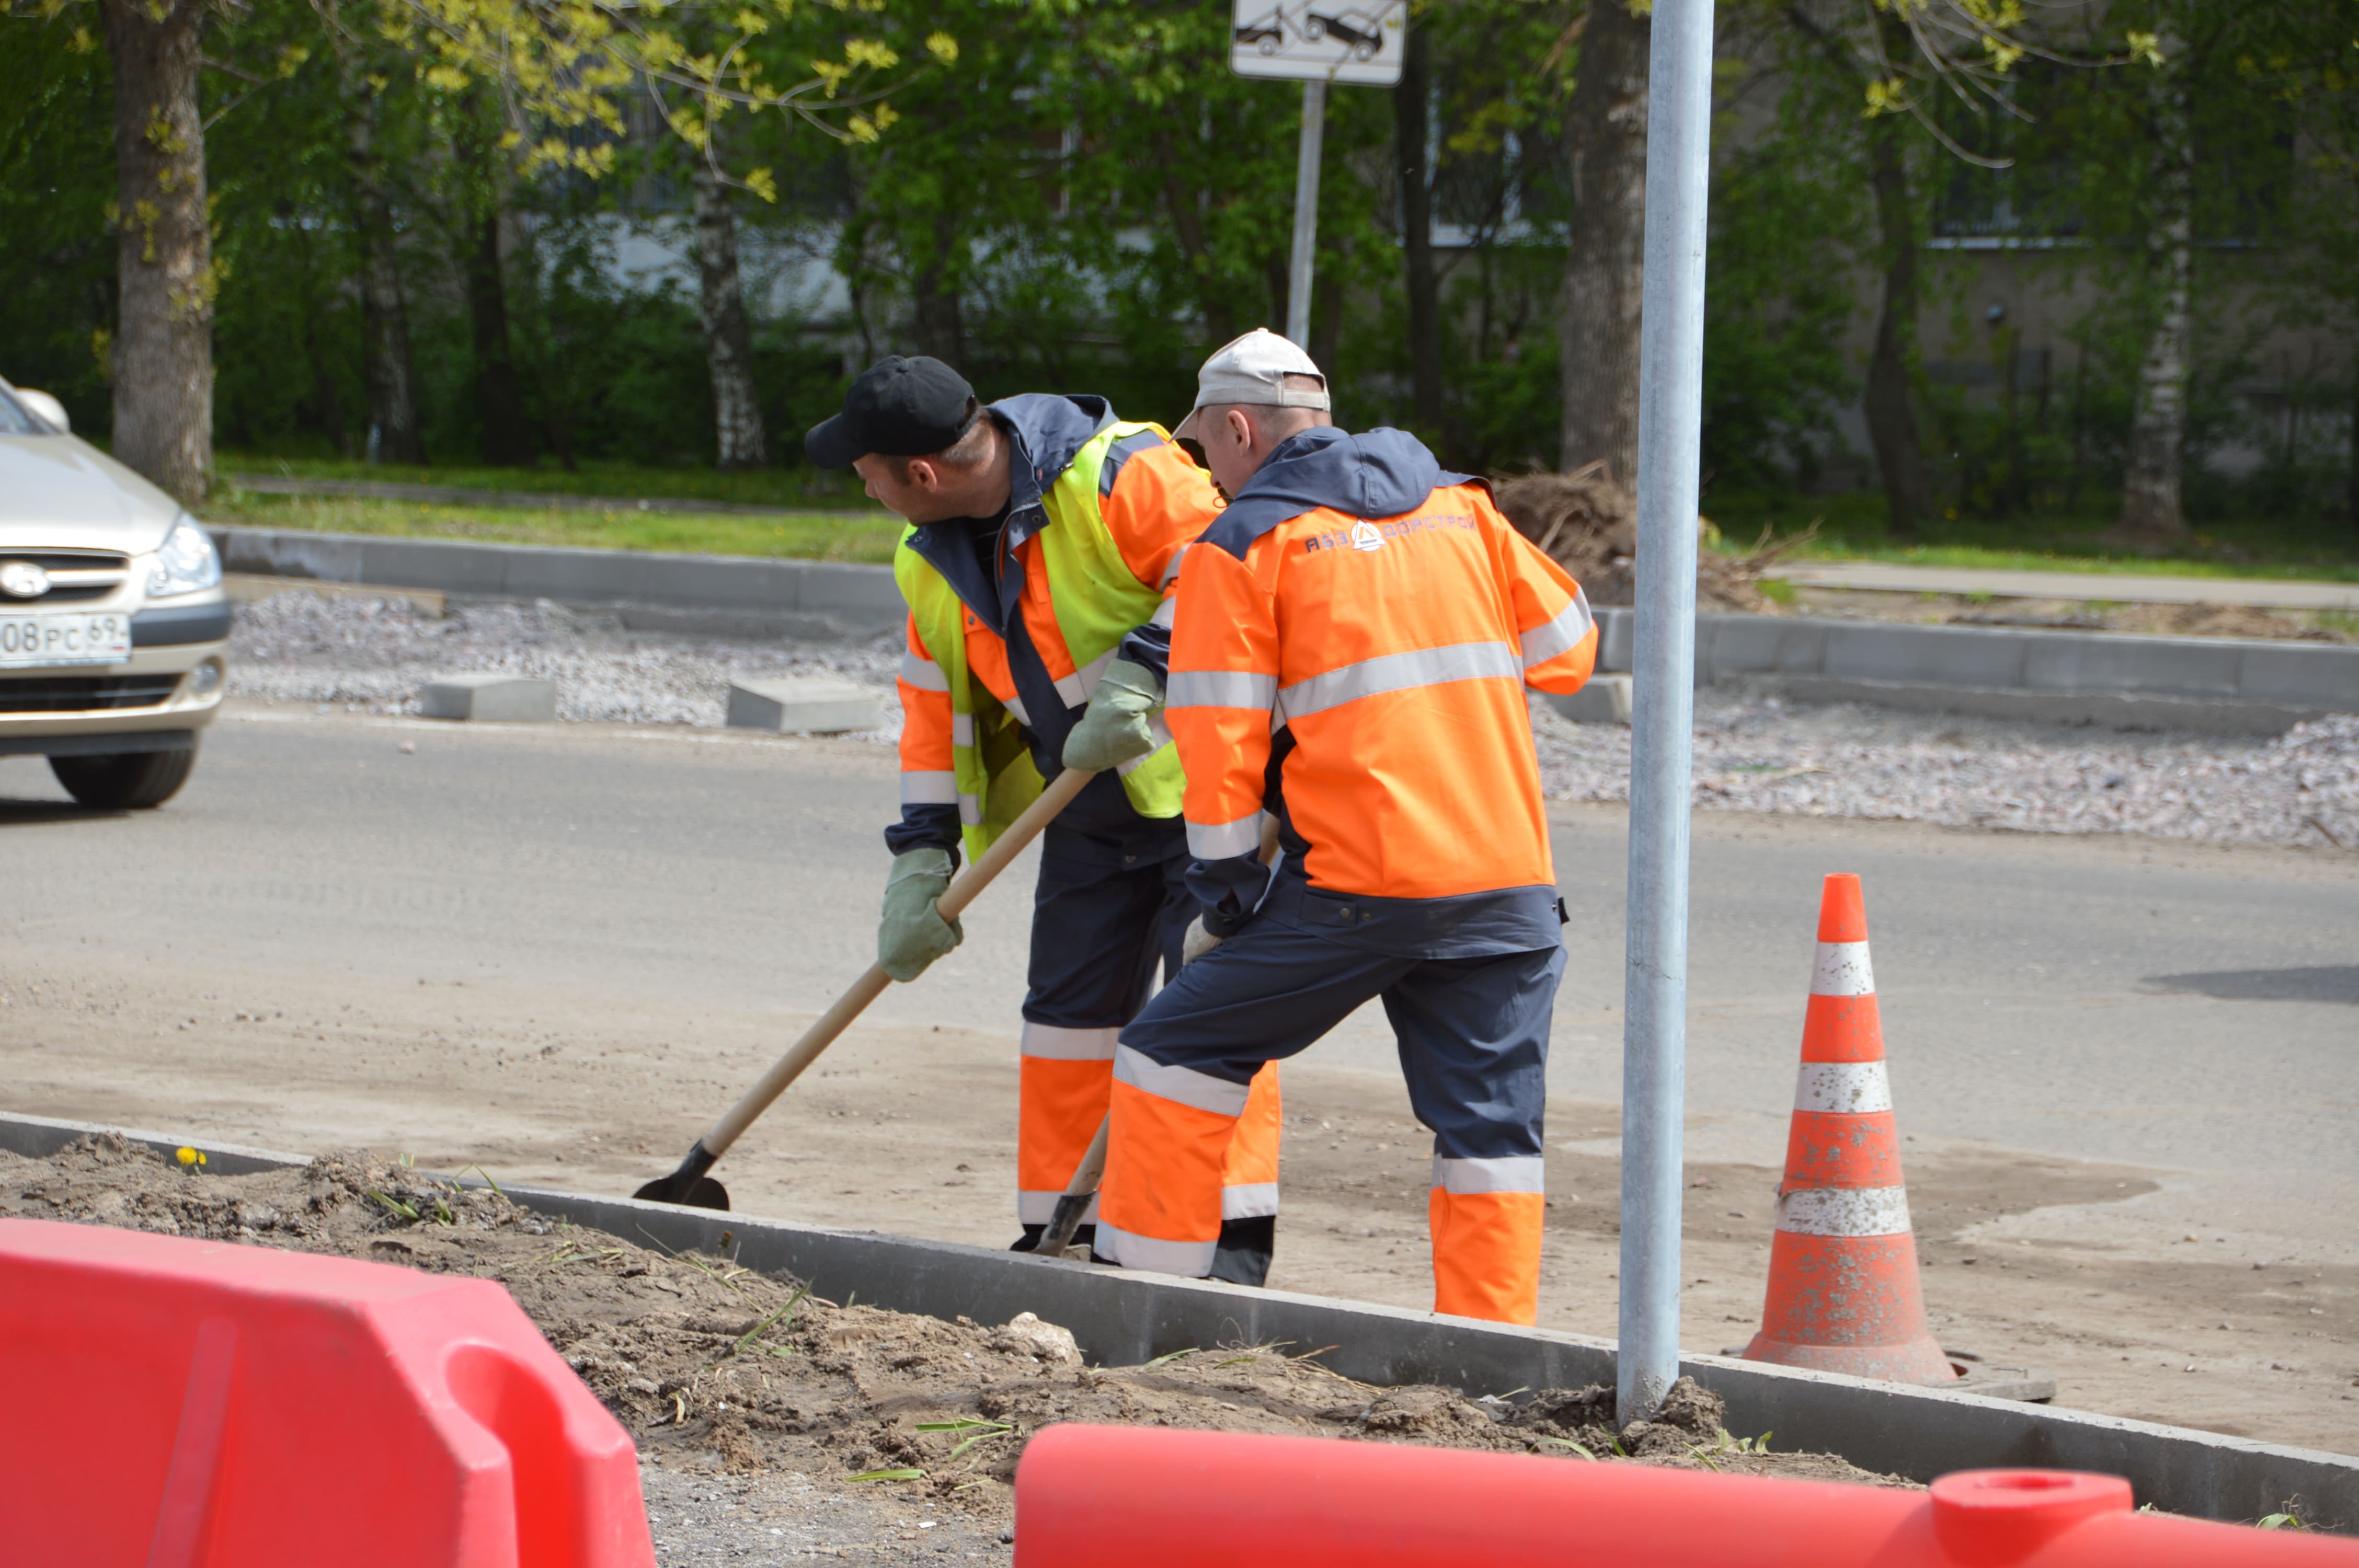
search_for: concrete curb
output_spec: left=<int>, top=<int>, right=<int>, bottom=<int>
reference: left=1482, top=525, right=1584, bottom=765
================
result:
left=1590, top=608, right=2357, bottom=730
left=209, top=526, right=2354, bottom=725
left=207, top=525, right=906, bottom=640
left=5, top=1110, right=2352, bottom=1531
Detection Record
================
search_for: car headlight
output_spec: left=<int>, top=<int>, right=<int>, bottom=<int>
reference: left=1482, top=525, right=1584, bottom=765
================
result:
left=148, top=515, right=222, bottom=598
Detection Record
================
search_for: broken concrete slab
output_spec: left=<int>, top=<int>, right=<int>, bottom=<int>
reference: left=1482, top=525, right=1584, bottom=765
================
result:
left=1548, top=673, right=1633, bottom=725
left=725, top=676, right=885, bottom=735
left=419, top=673, right=557, bottom=722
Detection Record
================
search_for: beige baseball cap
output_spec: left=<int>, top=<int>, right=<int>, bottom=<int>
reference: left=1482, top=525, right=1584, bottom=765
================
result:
left=1172, top=329, right=1331, bottom=440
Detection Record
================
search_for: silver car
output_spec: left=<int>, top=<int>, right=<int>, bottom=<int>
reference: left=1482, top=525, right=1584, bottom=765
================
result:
left=0, top=377, right=228, bottom=808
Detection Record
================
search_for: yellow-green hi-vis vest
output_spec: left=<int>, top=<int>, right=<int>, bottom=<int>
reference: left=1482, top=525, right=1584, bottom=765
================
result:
left=893, top=420, right=1189, bottom=860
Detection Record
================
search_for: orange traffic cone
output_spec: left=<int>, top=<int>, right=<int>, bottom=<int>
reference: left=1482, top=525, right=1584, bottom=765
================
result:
left=1742, top=873, right=1956, bottom=1385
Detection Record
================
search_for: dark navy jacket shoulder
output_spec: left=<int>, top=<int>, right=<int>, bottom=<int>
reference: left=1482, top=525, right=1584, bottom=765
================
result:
left=1201, top=426, right=1478, bottom=561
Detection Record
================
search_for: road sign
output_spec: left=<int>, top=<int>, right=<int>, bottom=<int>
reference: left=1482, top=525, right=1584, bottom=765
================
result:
left=1231, top=0, right=1406, bottom=87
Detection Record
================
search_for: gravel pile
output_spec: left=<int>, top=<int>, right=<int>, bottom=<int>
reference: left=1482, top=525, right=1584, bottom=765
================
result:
left=231, top=591, right=2358, bottom=854
left=1529, top=696, right=2359, bottom=853
left=230, top=591, right=903, bottom=734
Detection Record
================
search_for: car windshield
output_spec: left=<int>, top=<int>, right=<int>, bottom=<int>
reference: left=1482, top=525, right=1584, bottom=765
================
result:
left=0, top=388, right=56, bottom=435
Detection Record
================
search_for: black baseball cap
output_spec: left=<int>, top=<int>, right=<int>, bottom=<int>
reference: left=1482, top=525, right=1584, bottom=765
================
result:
left=804, top=355, right=979, bottom=469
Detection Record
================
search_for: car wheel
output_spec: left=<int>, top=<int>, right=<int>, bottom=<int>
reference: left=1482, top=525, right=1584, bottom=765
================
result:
left=49, top=744, right=198, bottom=810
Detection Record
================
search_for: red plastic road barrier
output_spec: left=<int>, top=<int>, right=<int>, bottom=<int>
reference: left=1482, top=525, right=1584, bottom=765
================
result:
left=0, top=1217, right=655, bottom=1568
left=1014, top=1425, right=2359, bottom=1568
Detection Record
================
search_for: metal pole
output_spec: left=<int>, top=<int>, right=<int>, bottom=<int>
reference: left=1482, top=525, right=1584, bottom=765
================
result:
left=1618, top=0, right=1715, bottom=1426
left=1286, top=77, right=1327, bottom=347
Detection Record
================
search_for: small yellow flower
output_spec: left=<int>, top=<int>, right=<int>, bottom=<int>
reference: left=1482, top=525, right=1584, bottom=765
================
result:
left=175, top=1146, right=204, bottom=1167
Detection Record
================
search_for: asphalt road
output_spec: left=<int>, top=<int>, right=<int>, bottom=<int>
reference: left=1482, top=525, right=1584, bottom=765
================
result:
left=8, top=703, right=2351, bottom=1185
left=7, top=701, right=2356, bottom=1448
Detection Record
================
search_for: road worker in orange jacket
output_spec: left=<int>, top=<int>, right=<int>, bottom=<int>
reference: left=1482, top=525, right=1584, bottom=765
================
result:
left=804, top=355, right=1281, bottom=1282
left=1093, top=331, right=1597, bottom=1324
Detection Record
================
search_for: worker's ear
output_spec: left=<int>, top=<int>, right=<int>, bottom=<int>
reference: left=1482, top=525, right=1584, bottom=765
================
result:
left=903, top=458, right=940, bottom=493
left=1223, top=408, right=1256, bottom=454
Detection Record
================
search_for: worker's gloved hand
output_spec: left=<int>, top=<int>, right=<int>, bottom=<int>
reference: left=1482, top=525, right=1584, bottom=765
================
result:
left=1182, top=915, right=1223, bottom=967
left=1061, top=658, right=1163, bottom=773
left=878, top=847, right=964, bottom=982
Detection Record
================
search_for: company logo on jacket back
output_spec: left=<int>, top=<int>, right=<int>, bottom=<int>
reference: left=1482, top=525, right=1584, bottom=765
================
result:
left=1303, top=511, right=1475, bottom=555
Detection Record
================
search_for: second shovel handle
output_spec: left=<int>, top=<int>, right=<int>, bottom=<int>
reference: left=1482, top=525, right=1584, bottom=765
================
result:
left=699, top=767, right=1098, bottom=1158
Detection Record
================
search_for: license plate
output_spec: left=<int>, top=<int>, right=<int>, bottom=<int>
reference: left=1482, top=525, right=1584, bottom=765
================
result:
left=0, top=611, right=132, bottom=667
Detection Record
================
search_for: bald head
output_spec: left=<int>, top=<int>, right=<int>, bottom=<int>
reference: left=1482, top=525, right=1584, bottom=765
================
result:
left=1194, top=373, right=1333, bottom=496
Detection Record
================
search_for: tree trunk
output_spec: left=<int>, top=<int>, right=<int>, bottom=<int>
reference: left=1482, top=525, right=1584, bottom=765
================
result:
left=1395, top=23, right=1444, bottom=436
left=1157, top=157, right=1235, bottom=345
left=335, top=31, right=426, bottom=465
left=2120, top=63, right=2195, bottom=537
left=910, top=211, right=965, bottom=366
left=102, top=0, right=212, bottom=504
left=466, top=209, right=534, bottom=466
left=692, top=163, right=769, bottom=469
left=1862, top=116, right=1937, bottom=538
left=1557, top=0, right=1649, bottom=483
left=2348, top=347, right=2358, bottom=531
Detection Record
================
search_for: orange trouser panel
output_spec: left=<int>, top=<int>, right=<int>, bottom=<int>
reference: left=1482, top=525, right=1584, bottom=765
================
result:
left=1018, top=1057, right=1112, bottom=1200
left=1101, top=1079, right=1232, bottom=1246
left=1221, top=1064, right=1282, bottom=1194
left=1428, top=1189, right=1543, bottom=1327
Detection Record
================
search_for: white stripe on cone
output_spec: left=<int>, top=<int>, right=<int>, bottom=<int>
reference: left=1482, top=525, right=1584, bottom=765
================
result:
left=1793, top=1060, right=1893, bottom=1114
left=1811, top=940, right=1875, bottom=997
left=1777, top=1184, right=1913, bottom=1237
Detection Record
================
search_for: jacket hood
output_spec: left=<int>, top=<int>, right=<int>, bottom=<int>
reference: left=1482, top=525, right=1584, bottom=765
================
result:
left=989, top=394, right=1116, bottom=517
left=1205, top=426, right=1470, bottom=557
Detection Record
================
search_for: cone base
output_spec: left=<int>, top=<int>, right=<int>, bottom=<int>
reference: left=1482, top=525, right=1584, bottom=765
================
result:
left=1740, top=1331, right=1959, bottom=1386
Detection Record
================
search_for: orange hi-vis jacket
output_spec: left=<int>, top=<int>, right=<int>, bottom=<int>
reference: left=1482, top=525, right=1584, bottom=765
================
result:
left=1160, top=426, right=1596, bottom=953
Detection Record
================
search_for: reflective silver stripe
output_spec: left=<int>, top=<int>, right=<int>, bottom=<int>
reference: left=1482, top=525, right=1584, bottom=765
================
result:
left=1186, top=812, right=1264, bottom=861
left=1812, top=941, right=1875, bottom=997
left=1277, top=640, right=1520, bottom=720
left=1778, top=1185, right=1912, bottom=1238
left=1018, top=1189, right=1098, bottom=1226
left=1150, top=595, right=1177, bottom=629
left=1794, top=1060, right=1892, bottom=1115
left=951, top=712, right=975, bottom=748
left=1221, top=1181, right=1280, bottom=1219
left=1160, top=544, right=1191, bottom=588
left=900, top=770, right=958, bottom=805
left=1094, top=1219, right=1217, bottom=1277
left=1519, top=588, right=1596, bottom=670
left=1430, top=1155, right=1545, bottom=1195
left=1005, top=692, right=1033, bottom=727
left=899, top=652, right=950, bottom=692
left=1113, top=1044, right=1251, bottom=1117
left=1115, top=714, right=1172, bottom=778
left=1020, top=1022, right=1120, bottom=1062
left=958, top=793, right=981, bottom=826
left=1056, top=648, right=1118, bottom=709
left=1166, top=670, right=1277, bottom=711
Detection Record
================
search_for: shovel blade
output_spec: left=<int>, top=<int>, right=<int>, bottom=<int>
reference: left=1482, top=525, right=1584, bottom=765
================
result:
left=632, top=1172, right=731, bottom=1210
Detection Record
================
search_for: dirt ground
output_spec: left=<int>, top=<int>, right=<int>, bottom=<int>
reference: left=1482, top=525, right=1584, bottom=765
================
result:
left=8, top=1002, right=2355, bottom=1456
left=3, top=1134, right=1900, bottom=1545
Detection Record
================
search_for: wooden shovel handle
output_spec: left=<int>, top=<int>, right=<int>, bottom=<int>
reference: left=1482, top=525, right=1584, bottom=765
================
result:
left=700, top=767, right=1097, bottom=1158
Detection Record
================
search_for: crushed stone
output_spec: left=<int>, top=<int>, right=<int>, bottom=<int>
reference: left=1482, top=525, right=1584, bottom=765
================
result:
left=226, top=590, right=2358, bottom=854
left=3, top=1134, right=1904, bottom=1538
left=228, top=591, right=902, bottom=733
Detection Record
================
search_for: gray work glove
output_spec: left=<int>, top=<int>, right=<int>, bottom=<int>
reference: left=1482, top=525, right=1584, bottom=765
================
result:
left=878, top=847, right=964, bottom=982
left=1061, top=657, right=1163, bottom=773
left=1182, top=915, right=1223, bottom=967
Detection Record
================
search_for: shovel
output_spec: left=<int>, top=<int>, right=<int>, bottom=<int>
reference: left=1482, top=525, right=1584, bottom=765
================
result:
left=634, top=766, right=1097, bottom=1210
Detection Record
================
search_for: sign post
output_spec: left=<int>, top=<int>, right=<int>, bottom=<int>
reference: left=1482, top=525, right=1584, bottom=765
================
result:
left=1620, top=0, right=1717, bottom=1426
left=1231, top=1, right=1406, bottom=346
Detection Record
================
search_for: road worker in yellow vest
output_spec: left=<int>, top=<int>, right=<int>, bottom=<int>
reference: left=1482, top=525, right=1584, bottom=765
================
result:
left=804, top=355, right=1281, bottom=1281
